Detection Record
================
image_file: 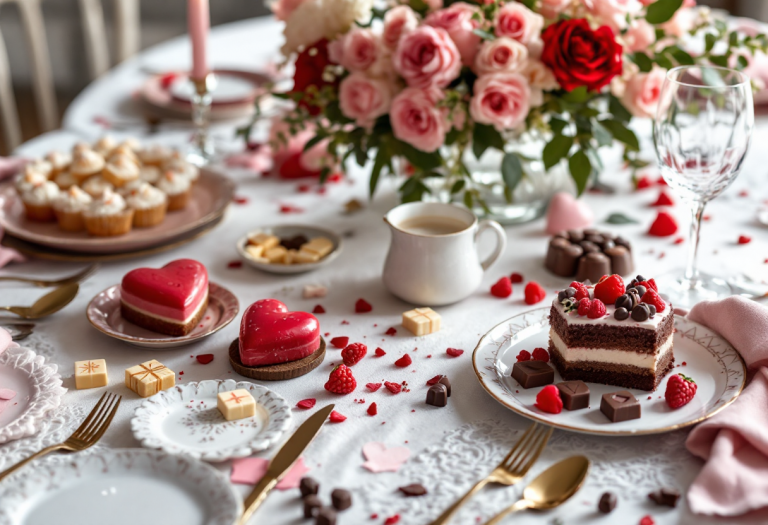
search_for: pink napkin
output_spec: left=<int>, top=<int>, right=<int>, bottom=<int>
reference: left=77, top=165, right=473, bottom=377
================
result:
left=0, top=327, right=18, bottom=355
left=230, top=456, right=309, bottom=489
left=0, top=156, right=26, bottom=181
left=685, top=296, right=768, bottom=516
left=0, top=226, right=26, bottom=269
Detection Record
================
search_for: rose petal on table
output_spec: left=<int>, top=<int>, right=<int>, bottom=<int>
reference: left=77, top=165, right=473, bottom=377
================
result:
left=230, top=456, right=309, bottom=489
left=362, top=442, right=410, bottom=473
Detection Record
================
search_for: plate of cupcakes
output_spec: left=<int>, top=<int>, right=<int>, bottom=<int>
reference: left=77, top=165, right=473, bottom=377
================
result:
left=473, top=274, right=747, bottom=435
left=87, top=259, right=239, bottom=348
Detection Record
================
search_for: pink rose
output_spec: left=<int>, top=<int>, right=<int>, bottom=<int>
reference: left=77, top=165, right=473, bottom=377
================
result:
left=540, top=0, right=571, bottom=19
left=339, top=73, right=392, bottom=128
left=494, top=2, right=544, bottom=45
left=621, top=66, right=666, bottom=118
left=394, top=26, right=462, bottom=88
left=329, top=28, right=382, bottom=73
left=623, top=19, right=655, bottom=52
left=470, top=73, right=531, bottom=131
left=269, top=117, right=331, bottom=172
left=269, top=0, right=306, bottom=21
left=473, top=37, right=528, bottom=76
left=383, top=6, right=419, bottom=50
left=522, top=59, right=559, bottom=91
left=424, top=0, right=443, bottom=11
left=585, top=0, right=640, bottom=31
left=661, top=6, right=694, bottom=37
left=390, top=87, right=449, bottom=152
left=425, top=3, right=482, bottom=66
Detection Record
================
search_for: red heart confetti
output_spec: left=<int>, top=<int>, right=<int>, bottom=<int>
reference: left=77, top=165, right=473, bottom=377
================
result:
left=446, top=348, right=464, bottom=357
left=650, top=191, right=674, bottom=207
left=648, top=211, right=678, bottom=237
left=233, top=195, right=249, bottom=205
left=384, top=515, right=401, bottom=525
left=312, top=305, right=326, bottom=314
left=510, top=272, right=524, bottom=283
left=739, top=190, right=749, bottom=197
left=355, top=298, right=373, bottom=313
left=639, top=516, right=655, bottom=525
left=535, top=385, right=563, bottom=414
left=367, top=402, right=378, bottom=416
left=330, top=336, right=349, bottom=349
left=366, top=383, right=383, bottom=392
left=673, top=237, right=684, bottom=245
left=196, top=354, right=214, bottom=365
left=426, top=375, right=443, bottom=386
left=738, top=235, right=751, bottom=245
left=385, top=327, right=397, bottom=336
left=656, top=176, right=667, bottom=186
left=635, top=175, right=653, bottom=189
left=375, top=347, right=386, bottom=357
left=395, top=354, right=413, bottom=367
left=296, top=398, right=316, bottom=409
left=297, top=184, right=311, bottom=193
left=279, top=204, right=304, bottom=214
left=329, top=410, right=347, bottom=423
left=490, top=276, right=512, bottom=298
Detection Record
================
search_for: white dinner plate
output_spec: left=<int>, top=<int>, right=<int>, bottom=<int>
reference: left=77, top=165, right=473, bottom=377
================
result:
left=473, top=308, right=746, bottom=436
left=236, top=224, right=343, bottom=274
left=0, top=448, right=242, bottom=525
left=131, top=380, right=292, bottom=462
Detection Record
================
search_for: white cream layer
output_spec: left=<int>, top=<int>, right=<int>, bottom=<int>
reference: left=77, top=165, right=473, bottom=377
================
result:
left=121, top=288, right=208, bottom=326
left=550, top=329, right=673, bottom=370
left=553, top=298, right=671, bottom=330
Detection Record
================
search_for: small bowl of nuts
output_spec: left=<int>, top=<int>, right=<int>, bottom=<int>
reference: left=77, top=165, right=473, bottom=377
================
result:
left=236, top=224, right=343, bottom=274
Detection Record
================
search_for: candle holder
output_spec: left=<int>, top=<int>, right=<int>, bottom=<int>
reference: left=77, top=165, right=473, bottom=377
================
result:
left=187, top=73, right=216, bottom=166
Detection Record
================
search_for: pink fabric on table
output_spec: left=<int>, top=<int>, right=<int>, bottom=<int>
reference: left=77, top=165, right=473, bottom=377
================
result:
left=0, top=156, right=27, bottom=181
left=230, top=456, right=309, bottom=489
left=0, top=226, right=26, bottom=269
left=685, top=296, right=768, bottom=516
left=0, top=327, right=18, bottom=355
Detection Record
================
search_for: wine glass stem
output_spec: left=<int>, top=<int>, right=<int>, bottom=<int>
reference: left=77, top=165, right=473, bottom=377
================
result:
left=684, top=199, right=706, bottom=289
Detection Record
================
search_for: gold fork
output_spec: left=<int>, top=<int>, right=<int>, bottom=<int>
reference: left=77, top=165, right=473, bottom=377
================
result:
left=429, top=422, right=554, bottom=525
left=0, top=392, right=121, bottom=482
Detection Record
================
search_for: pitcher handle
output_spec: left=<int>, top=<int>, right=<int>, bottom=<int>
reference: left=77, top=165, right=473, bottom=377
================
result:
left=475, top=220, right=506, bottom=271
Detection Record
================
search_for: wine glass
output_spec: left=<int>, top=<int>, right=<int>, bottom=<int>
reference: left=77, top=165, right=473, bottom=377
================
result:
left=652, top=65, right=754, bottom=308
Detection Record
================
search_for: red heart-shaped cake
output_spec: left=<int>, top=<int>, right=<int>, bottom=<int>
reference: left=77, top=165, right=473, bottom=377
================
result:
left=239, top=299, right=320, bottom=367
left=120, top=259, right=209, bottom=336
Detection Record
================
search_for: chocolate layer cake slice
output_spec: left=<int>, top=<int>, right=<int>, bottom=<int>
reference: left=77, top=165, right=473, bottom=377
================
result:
left=548, top=275, right=674, bottom=391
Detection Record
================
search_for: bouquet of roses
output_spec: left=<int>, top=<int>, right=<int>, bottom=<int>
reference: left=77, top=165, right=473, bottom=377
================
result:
left=249, top=0, right=767, bottom=205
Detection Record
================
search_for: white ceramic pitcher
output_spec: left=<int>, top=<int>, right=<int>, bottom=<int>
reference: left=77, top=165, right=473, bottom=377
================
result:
left=382, top=202, right=506, bottom=306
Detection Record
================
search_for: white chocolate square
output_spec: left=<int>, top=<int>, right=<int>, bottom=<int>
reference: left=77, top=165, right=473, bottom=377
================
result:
left=301, top=237, right=333, bottom=258
left=248, top=232, right=279, bottom=250
left=125, top=359, right=175, bottom=398
left=245, top=244, right=264, bottom=259
left=402, top=307, right=442, bottom=336
left=282, top=249, right=299, bottom=265
left=265, top=245, right=287, bottom=263
left=295, top=249, right=320, bottom=264
left=303, top=284, right=328, bottom=298
left=75, top=359, right=108, bottom=389
left=217, top=389, right=256, bottom=421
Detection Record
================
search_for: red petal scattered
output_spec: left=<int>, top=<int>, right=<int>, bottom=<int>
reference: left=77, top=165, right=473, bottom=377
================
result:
left=367, top=402, right=378, bottom=416
left=312, top=305, right=326, bottom=314
left=297, top=184, right=311, bottom=193
left=426, top=375, right=443, bottom=386
left=366, top=383, right=383, bottom=392
left=384, top=515, right=400, bottom=525
left=227, top=260, right=243, bottom=269
left=196, top=354, right=214, bottom=365
left=327, top=173, right=343, bottom=183
left=635, top=175, right=653, bottom=189
left=648, top=211, right=678, bottom=237
left=329, top=410, right=347, bottom=422
left=446, top=348, right=464, bottom=357
left=650, top=191, right=674, bottom=207
left=739, top=189, right=749, bottom=197
left=296, top=398, right=317, bottom=409
left=330, top=336, right=349, bottom=349
left=385, top=327, right=397, bottom=336
left=656, top=176, right=667, bottom=186
left=395, top=354, right=413, bottom=367
left=673, top=237, right=684, bottom=245
left=233, top=195, right=249, bottom=205
left=509, top=272, right=524, bottom=283
left=738, top=235, right=752, bottom=245
left=374, top=347, right=387, bottom=357
left=384, top=381, right=402, bottom=394
left=355, top=298, right=373, bottom=313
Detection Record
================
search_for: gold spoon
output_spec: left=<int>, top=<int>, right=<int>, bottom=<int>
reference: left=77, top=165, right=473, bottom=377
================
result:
left=0, top=283, right=80, bottom=319
left=484, top=456, right=590, bottom=525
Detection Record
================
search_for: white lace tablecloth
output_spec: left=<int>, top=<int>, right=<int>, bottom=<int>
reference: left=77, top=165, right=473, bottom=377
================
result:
left=3, top=15, right=768, bottom=525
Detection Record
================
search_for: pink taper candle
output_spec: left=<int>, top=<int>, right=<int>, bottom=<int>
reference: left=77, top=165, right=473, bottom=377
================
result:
left=188, top=0, right=210, bottom=80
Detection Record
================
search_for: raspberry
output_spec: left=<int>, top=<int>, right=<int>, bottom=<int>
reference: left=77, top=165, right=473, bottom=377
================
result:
left=524, top=281, right=547, bottom=304
left=587, top=299, right=607, bottom=319
left=384, top=381, right=402, bottom=394
left=641, top=289, right=666, bottom=313
left=330, top=336, right=349, bottom=349
left=577, top=297, right=591, bottom=316
left=355, top=298, right=373, bottom=313
left=635, top=175, right=653, bottom=189
left=341, top=342, right=367, bottom=366
left=384, top=515, right=400, bottom=525
left=516, top=350, right=532, bottom=362
left=738, top=235, right=752, bottom=245
left=569, top=281, right=590, bottom=301
left=665, top=373, right=697, bottom=409
left=446, top=348, right=464, bottom=357
left=374, top=347, right=386, bottom=357
left=636, top=279, right=658, bottom=293
left=426, top=375, right=443, bottom=386
left=639, top=516, right=655, bottom=525
left=594, top=274, right=625, bottom=305
left=510, top=272, right=524, bottom=283
left=196, top=354, right=214, bottom=364
left=385, top=327, right=397, bottom=336
left=395, top=354, right=412, bottom=367
left=648, top=211, right=678, bottom=237
left=324, top=364, right=357, bottom=395
left=312, top=304, right=325, bottom=314
left=532, top=347, right=549, bottom=362
left=367, top=402, right=378, bottom=416
left=296, top=398, right=316, bottom=409
left=490, top=276, right=513, bottom=298
left=366, top=383, right=382, bottom=392
left=535, top=385, right=563, bottom=414
left=650, top=191, right=674, bottom=206
left=329, top=410, right=347, bottom=423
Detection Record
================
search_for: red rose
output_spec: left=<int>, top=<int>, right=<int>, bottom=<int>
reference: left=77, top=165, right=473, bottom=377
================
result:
left=540, top=19, right=622, bottom=92
left=292, top=39, right=337, bottom=114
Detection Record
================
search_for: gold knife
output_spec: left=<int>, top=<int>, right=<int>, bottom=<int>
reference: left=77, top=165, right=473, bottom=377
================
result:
left=238, top=404, right=335, bottom=525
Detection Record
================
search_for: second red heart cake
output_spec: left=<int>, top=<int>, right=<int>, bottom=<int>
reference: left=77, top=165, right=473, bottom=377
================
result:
left=239, top=299, right=320, bottom=367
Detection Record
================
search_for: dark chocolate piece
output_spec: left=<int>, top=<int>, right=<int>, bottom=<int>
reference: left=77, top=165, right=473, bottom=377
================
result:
left=598, top=492, right=617, bottom=513
left=281, top=234, right=309, bottom=251
left=304, top=495, right=322, bottom=518
left=614, top=293, right=636, bottom=311
left=600, top=391, right=641, bottom=422
left=605, top=245, right=633, bottom=276
left=614, top=236, right=631, bottom=251
left=545, top=238, right=584, bottom=277
left=585, top=234, right=604, bottom=246
left=557, top=287, right=576, bottom=302
left=300, top=476, right=320, bottom=497
left=331, top=488, right=352, bottom=511
left=511, top=360, right=555, bottom=389
left=556, top=380, right=590, bottom=410
left=648, top=304, right=656, bottom=318
left=648, top=488, right=681, bottom=508
left=631, top=303, right=650, bottom=322
left=614, top=307, right=629, bottom=321
left=399, top=484, right=428, bottom=497
left=583, top=228, right=601, bottom=236
left=579, top=240, right=600, bottom=253
left=576, top=251, right=611, bottom=284
left=426, top=384, right=448, bottom=407
left=546, top=229, right=634, bottom=280
left=567, top=229, right=585, bottom=243
left=315, top=507, right=337, bottom=525
left=438, top=376, right=451, bottom=397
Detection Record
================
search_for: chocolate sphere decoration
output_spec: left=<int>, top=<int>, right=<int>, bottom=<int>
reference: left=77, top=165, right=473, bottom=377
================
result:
left=648, top=304, right=656, bottom=318
left=614, top=293, right=636, bottom=311
left=545, top=228, right=634, bottom=282
left=614, top=307, right=629, bottom=321
left=579, top=240, right=600, bottom=253
left=631, top=303, right=651, bottom=322
left=633, top=285, right=647, bottom=297
left=601, top=239, right=615, bottom=251
left=558, top=287, right=577, bottom=301
left=567, top=230, right=585, bottom=243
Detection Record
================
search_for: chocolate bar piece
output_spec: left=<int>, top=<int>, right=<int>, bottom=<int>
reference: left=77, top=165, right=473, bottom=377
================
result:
left=649, top=488, right=680, bottom=508
left=511, top=360, right=554, bottom=389
left=300, top=476, right=319, bottom=497
left=280, top=234, right=309, bottom=251
left=315, top=507, right=337, bottom=525
left=331, top=489, right=352, bottom=511
left=600, top=391, right=641, bottom=422
left=426, top=384, right=448, bottom=407
left=399, top=484, right=428, bottom=497
left=598, top=492, right=617, bottom=513
left=304, top=495, right=322, bottom=518
left=556, top=380, right=589, bottom=410
left=438, top=376, right=451, bottom=397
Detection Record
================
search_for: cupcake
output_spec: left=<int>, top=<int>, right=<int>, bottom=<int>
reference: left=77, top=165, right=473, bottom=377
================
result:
left=72, top=141, right=91, bottom=155
left=117, top=179, right=143, bottom=197
left=102, top=154, right=140, bottom=187
left=45, top=151, right=72, bottom=175
left=24, top=159, right=54, bottom=180
left=93, top=135, right=117, bottom=157
left=21, top=181, right=60, bottom=221
left=108, top=144, right=139, bottom=164
left=119, top=137, right=141, bottom=151
left=53, top=170, right=77, bottom=190
left=82, top=176, right=115, bottom=198
left=83, top=189, right=134, bottom=236
left=138, top=165, right=161, bottom=185
left=70, top=150, right=106, bottom=184
left=156, top=171, right=191, bottom=211
left=125, top=182, right=168, bottom=228
left=163, top=157, right=199, bottom=184
left=138, top=144, right=172, bottom=166
left=15, top=171, right=48, bottom=194
left=53, top=186, right=92, bottom=231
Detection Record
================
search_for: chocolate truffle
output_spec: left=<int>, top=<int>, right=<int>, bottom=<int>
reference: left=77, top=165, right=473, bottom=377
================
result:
left=556, top=380, right=590, bottom=410
left=300, top=476, right=319, bottom=497
left=331, top=488, right=352, bottom=511
left=438, top=376, right=451, bottom=397
left=598, top=492, right=617, bottom=513
left=316, top=507, right=337, bottom=525
left=576, top=252, right=611, bottom=284
left=426, top=384, right=448, bottom=407
left=512, top=360, right=554, bottom=389
left=304, top=495, right=322, bottom=518
left=600, top=391, right=641, bottom=422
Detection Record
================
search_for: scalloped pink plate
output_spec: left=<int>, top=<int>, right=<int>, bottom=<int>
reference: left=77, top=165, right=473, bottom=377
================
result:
left=86, top=282, right=239, bottom=348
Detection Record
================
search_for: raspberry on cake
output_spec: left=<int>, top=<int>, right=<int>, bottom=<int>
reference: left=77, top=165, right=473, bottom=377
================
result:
left=548, top=274, right=674, bottom=391
left=120, top=259, right=209, bottom=336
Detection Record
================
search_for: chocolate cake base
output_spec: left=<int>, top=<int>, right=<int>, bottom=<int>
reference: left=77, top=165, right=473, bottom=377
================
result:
left=120, top=296, right=208, bottom=337
left=549, top=341, right=674, bottom=391
left=229, top=337, right=326, bottom=380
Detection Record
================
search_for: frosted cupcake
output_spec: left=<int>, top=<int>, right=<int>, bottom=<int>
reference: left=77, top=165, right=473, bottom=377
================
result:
left=93, top=135, right=117, bottom=157
left=53, top=186, right=92, bottom=231
left=163, top=158, right=199, bottom=184
left=117, top=179, right=143, bottom=197
left=53, top=170, right=77, bottom=190
left=70, top=150, right=106, bottom=184
left=24, top=159, right=54, bottom=180
left=44, top=151, right=71, bottom=175
left=82, top=176, right=115, bottom=198
left=72, top=141, right=91, bottom=155
left=138, top=165, right=161, bottom=185
left=103, top=154, right=140, bottom=187
left=15, top=171, right=48, bottom=194
left=138, top=144, right=172, bottom=166
left=125, top=182, right=167, bottom=228
left=21, top=181, right=60, bottom=221
left=83, top=189, right=133, bottom=236
left=156, top=170, right=191, bottom=211
left=119, top=138, right=141, bottom=151
left=108, top=143, right=139, bottom=164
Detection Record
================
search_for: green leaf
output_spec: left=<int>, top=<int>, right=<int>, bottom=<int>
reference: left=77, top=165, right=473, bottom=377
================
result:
left=568, top=149, right=591, bottom=195
left=400, top=143, right=442, bottom=170
left=472, top=124, right=505, bottom=159
left=463, top=191, right=474, bottom=210
left=591, top=119, right=612, bottom=147
left=609, top=95, right=632, bottom=123
left=645, top=0, right=683, bottom=24
left=705, top=33, right=717, bottom=53
left=472, top=28, right=495, bottom=40
left=450, top=179, right=465, bottom=194
left=633, top=52, right=654, bottom=73
left=542, top=134, right=573, bottom=171
left=600, top=119, right=640, bottom=151
left=369, top=146, right=388, bottom=198
left=605, top=212, right=639, bottom=224
left=709, top=54, right=729, bottom=67
left=549, top=117, right=568, bottom=135
left=729, top=31, right=739, bottom=47
left=737, top=55, right=749, bottom=69
left=671, top=48, right=695, bottom=65
left=655, top=54, right=674, bottom=69
left=562, top=86, right=590, bottom=103
left=303, top=133, right=327, bottom=153
left=501, top=153, right=523, bottom=193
